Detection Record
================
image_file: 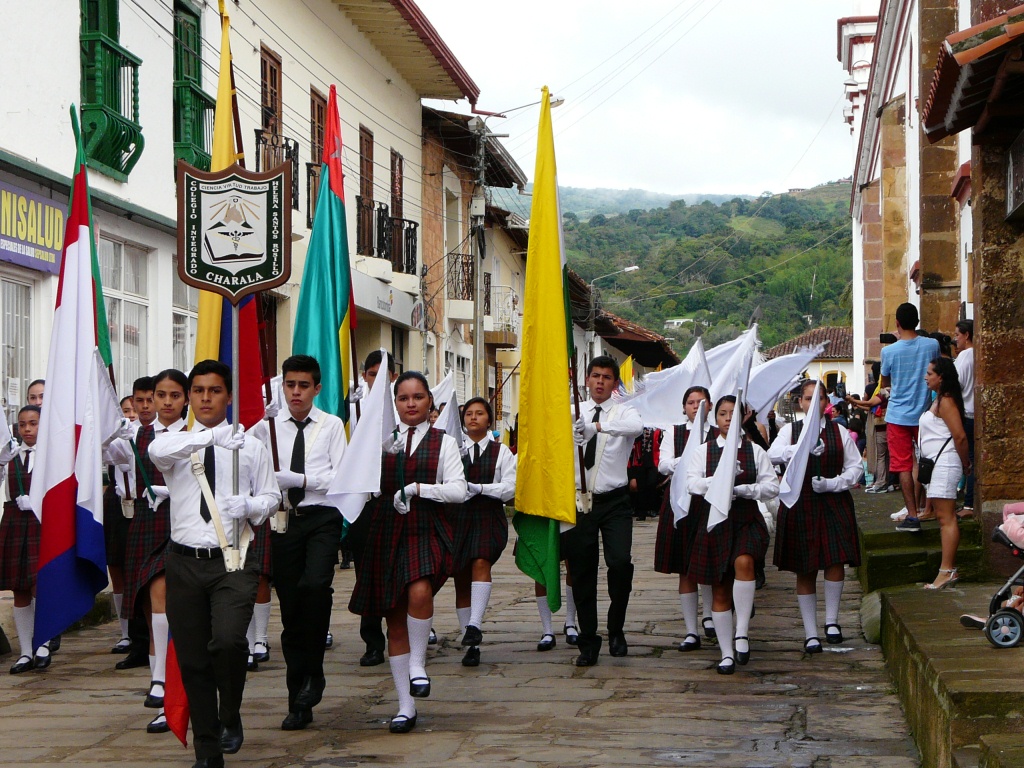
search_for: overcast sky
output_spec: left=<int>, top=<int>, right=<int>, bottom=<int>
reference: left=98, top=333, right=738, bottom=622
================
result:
left=417, top=0, right=853, bottom=196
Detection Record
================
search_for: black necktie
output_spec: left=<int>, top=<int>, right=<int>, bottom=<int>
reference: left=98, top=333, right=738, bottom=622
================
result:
left=199, top=444, right=215, bottom=523
left=584, top=405, right=602, bottom=469
left=473, top=442, right=481, bottom=464
left=289, top=418, right=310, bottom=509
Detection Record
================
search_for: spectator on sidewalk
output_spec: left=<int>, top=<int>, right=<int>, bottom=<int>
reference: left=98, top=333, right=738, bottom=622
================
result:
left=882, top=303, right=940, bottom=532
left=954, top=319, right=975, bottom=518
left=848, top=362, right=893, bottom=493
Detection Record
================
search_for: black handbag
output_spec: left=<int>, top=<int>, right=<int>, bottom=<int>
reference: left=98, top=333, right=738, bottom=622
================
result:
left=918, top=437, right=951, bottom=485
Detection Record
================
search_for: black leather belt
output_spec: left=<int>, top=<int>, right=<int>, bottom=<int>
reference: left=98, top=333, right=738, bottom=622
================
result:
left=169, top=541, right=219, bottom=559
left=593, top=485, right=630, bottom=503
left=290, top=504, right=335, bottom=518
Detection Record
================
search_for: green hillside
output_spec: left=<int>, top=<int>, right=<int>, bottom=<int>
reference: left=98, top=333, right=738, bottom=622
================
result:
left=564, top=180, right=853, bottom=354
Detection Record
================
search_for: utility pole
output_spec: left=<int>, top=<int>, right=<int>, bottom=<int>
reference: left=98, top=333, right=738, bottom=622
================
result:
left=471, top=119, right=487, bottom=399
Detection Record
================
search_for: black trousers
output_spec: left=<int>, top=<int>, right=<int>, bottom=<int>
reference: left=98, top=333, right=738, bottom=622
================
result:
left=271, top=506, right=343, bottom=711
left=165, top=548, right=258, bottom=759
left=346, top=512, right=386, bottom=654
left=562, top=488, right=635, bottom=656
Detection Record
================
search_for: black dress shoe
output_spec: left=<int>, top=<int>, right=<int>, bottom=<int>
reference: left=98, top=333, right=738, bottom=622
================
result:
left=144, top=681, right=165, bottom=708
left=824, top=623, right=844, bottom=644
left=218, top=720, right=243, bottom=754
left=325, top=631, right=334, bottom=649
left=462, top=646, right=480, bottom=667
left=574, top=648, right=599, bottom=667
left=116, top=651, right=149, bottom=670
left=536, top=634, right=556, bottom=652
left=111, top=637, right=131, bottom=654
left=428, top=628, right=437, bottom=645
left=191, top=757, right=225, bottom=768
left=360, top=648, right=385, bottom=667
left=246, top=654, right=258, bottom=672
left=734, top=636, right=750, bottom=665
left=253, top=642, right=270, bottom=663
left=9, top=655, right=34, bottom=674
left=49, top=635, right=61, bottom=653
left=281, top=709, right=313, bottom=731
left=461, top=624, right=483, bottom=647
left=294, top=675, right=326, bottom=710
left=147, top=712, right=169, bottom=734
left=409, top=676, right=431, bottom=698
left=563, top=624, right=579, bottom=646
left=608, top=634, right=628, bottom=657
left=678, top=633, right=701, bottom=652
left=33, top=649, right=51, bottom=670
left=804, top=637, right=823, bottom=654
left=701, top=617, right=717, bottom=640
left=716, top=656, right=736, bottom=675
left=389, top=713, right=417, bottom=734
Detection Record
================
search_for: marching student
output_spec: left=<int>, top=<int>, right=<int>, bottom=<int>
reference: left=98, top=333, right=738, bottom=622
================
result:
left=686, top=395, right=779, bottom=675
left=150, top=360, right=279, bottom=768
left=452, top=397, right=515, bottom=666
left=1, top=405, right=46, bottom=673
left=768, top=380, right=863, bottom=652
left=260, top=355, right=346, bottom=731
left=26, top=379, right=44, bottom=406
left=349, top=370, right=466, bottom=734
left=654, top=385, right=715, bottom=651
left=105, top=395, right=137, bottom=654
left=564, top=355, right=643, bottom=666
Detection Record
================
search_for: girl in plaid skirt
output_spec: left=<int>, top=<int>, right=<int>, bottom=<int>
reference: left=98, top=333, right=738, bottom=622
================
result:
left=686, top=396, right=779, bottom=675
left=349, top=371, right=466, bottom=734
left=451, top=397, right=515, bottom=667
left=655, top=386, right=715, bottom=651
left=768, top=380, right=863, bottom=652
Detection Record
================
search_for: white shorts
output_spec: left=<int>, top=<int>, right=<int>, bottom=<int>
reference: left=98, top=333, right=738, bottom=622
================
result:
left=925, top=456, right=963, bottom=500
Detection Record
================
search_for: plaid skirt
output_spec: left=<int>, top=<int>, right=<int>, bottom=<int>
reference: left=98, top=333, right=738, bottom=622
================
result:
left=0, top=501, right=39, bottom=592
left=349, top=497, right=454, bottom=617
left=449, top=498, right=509, bottom=571
left=122, top=498, right=171, bottom=618
left=653, top=491, right=705, bottom=575
left=249, top=520, right=272, bottom=579
left=773, top=490, right=861, bottom=573
left=102, top=488, right=132, bottom=570
left=689, top=499, right=769, bottom=586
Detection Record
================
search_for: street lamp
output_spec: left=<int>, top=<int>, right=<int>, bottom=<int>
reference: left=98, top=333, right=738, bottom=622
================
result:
left=588, top=265, right=640, bottom=360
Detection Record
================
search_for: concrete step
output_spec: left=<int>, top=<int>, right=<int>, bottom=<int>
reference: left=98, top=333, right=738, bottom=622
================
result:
left=980, top=735, right=1024, bottom=768
left=860, top=543, right=984, bottom=591
left=956, top=745, right=982, bottom=768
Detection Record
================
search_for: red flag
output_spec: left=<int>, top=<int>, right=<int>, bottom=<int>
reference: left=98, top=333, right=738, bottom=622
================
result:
left=164, top=630, right=190, bottom=747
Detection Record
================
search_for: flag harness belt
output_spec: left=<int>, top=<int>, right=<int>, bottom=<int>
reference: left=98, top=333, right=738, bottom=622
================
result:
left=190, top=451, right=250, bottom=572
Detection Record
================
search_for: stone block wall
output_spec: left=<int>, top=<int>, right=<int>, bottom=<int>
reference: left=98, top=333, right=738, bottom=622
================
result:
left=881, top=96, right=910, bottom=327
left=862, top=180, right=884, bottom=361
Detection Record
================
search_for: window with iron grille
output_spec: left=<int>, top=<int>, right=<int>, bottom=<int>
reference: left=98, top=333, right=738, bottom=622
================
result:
left=357, top=126, right=374, bottom=255
left=172, top=1, right=213, bottom=171
left=260, top=46, right=282, bottom=131
left=307, top=87, right=327, bottom=228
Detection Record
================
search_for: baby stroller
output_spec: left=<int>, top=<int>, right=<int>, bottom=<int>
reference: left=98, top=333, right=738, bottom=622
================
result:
left=982, top=502, right=1024, bottom=649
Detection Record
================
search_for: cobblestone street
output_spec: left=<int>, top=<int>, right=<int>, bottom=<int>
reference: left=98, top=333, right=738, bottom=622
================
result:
left=0, top=520, right=918, bottom=767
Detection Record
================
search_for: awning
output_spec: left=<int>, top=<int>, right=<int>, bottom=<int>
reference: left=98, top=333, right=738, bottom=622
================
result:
left=922, top=6, right=1024, bottom=142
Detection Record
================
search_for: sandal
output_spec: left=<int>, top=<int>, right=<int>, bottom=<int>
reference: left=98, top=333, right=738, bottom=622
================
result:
left=804, top=637, right=823, bottom=654
left=957, top=507, right=974, bottom=520
left=924, top=568, right=959, bottom=590
left=824, top=624, right=844, bottom=644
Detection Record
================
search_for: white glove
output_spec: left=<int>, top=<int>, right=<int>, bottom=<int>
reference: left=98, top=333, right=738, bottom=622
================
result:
left=689, top=477, right=710, bottom=495
left=211, top=424, right=245, bottom=450
left=735, top=460, right=744, bottom=477
left=264, top=400, right=280, bottom=420
left=147, top=485, right=170, bottom=510
left=393, top=491, right=409, bottom=515
left=304, top=473, right=327, bottom=492
left=222, top=495, right=252, bottom=520
left=733, top=484, right=759, bottom=500
left=15, top=495, right=32, bottom=512
left=115, top=483, right=126, bottom=500
left=467, top=482, right=483, bottom=497
left=574, top=417, right=597, bottom=442
left=117, top=418, right=136, bottom=442
left=275, top=470, right=305, bottom=490
left=6, top=437, right=18, bottom=456
left=810, top=439, right=825, bottom=457
left=811, top=476, right=840, bottom=494
left=349, top=380, right=367, bottom=404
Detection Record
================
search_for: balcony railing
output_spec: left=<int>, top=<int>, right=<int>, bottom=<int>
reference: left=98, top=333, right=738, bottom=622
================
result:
left=352, top=197, right=419, bottom=273
left=355, top=195, right=374, bottom=255
left=446, top=252, right=474, bottom=301
left=390, top=217, right=419, bottom=275
left=173, top=79, right=214, bottom=171
left=306, top=163, right=321, bottom=229
left=80, top=32, right=144, bottom=180
left=489, top=285, right=521, bottom=334
left=254, top=129, right=299, bottom=210
left=375, top=202, right=391, bottom=262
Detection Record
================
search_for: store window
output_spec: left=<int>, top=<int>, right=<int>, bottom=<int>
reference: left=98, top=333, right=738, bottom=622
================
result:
left=172, top=255, right=198, bottom=373
left=99, top=236, right=149, bottom=395
left=1, top=279, right=32, bottom=422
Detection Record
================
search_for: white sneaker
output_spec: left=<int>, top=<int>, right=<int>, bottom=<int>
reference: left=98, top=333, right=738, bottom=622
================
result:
left=891, top=507, right=909, bottom=522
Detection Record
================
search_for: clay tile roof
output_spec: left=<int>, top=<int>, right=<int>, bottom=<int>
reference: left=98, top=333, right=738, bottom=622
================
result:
left=765, top=327, right=852, bottom=360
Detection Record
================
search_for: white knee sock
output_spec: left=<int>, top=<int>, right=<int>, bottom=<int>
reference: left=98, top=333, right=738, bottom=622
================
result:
left=536, top=596, right=553, bottom=636
left=798, top=593, right=818, bottom=640
left=151, top=612, right=169, bottom=683
left=254, top=600, right=271, bottom=645
left=407, top=615, right=432, bottom=681
left=388, top=653, right=417, bottom=719
left=469, top=581, right=491, bottom=628
left=456, top=606, right=471, bottom=632
left=564, top=583, right=577, bottom=627
left=13, top=604, right=34, bottom=659
left=712, top=610, right=734, bottom=661
left=112, top=592, right=127, bottom=634
left=701, top=584, right=714, bottom=623
left=824, top=578, right=844, bottom=627
left=680, top=592, right=699, bottom=638
left=246, top=614, right=256, bottom=654
left=732, top=579, right=756, bottom=654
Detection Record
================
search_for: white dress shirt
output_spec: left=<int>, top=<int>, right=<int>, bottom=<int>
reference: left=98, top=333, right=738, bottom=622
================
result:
left=149, top=420, right=280, bottom=549
left=394, top=420, right=467, bottom=503
left=686, top=435, right=779, bottom=501
left=767, top=421, right=863, bottom=491
left=657, top=419, right=701, bottom=476
left=464, top=434, right=516, bottom=502
left=105, top=418, right=186, bottom=498
left=252, top=406, right=347, bottom=510
left=954, top=347, right=975, bottom=417
left=573, top=399, right=644, bottom=494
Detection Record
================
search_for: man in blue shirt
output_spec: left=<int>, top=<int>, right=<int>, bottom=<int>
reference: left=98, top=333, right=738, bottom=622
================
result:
left=881, top=303, right=940, bottom=532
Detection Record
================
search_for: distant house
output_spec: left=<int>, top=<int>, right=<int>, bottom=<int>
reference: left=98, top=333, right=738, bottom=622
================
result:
left=663, top=317, right=693, bottom=330
left=765, top=326, right=860, bottom=395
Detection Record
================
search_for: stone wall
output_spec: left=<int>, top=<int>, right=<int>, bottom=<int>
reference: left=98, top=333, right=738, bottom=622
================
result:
left=862, top=180, right=884, bottom=361
left=881, top=96, right=910, bottom=327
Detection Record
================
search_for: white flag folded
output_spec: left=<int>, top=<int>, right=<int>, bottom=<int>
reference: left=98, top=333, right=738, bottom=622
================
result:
left=778, top=380, right=823, bottom=508
left=433, top=386, right=465, bottom=453
left=670, top=400, right=707, bottom=523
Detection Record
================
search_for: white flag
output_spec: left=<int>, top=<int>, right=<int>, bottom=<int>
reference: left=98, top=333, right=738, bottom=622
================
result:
left=747, top=344, right=826, bottom=424
left=431, top=370, right=455, bottom=407
left=616, top=338, right=711, bottom=429
left=433, top=387, right=465, bottom=453
left=778, top=380, right=823, bottom=508
left=670, top=400, right=707, bottom=523
left=709, top=326, right=758, bottom=407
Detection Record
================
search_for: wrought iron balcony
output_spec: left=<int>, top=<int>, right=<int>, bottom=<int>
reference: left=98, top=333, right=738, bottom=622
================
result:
left=80, top=32, right=144, bottom=180
left=447, top=252, right=474, bottom=301
left=254, top=129, right=299, bottom=210
left=355, top=195, right=374, bottom=255
left=306, top=163, right=321, bottom=229
left=489, top=285, right=521, bottom=334
left=389, top=217, right=418, bottom=275
left=173, top=80, right=214, bottom=171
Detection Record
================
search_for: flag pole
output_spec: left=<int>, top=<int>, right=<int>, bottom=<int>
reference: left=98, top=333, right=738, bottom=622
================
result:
left=571, top=350, right=587, bottom=495
left=350, top=326, right=361, bottom=421
left=255, top=296, right=280, bottom=471
left=231, top=303, right=241, bottom=552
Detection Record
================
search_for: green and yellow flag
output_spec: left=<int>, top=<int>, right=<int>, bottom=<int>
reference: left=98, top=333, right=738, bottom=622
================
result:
left=621, top=355, right=634, bottom=393
left=513, top=87, right=576, bottom=610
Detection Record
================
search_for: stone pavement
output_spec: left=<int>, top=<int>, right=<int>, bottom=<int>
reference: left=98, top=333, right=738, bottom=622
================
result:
left=0, top=519, right=919, bottom=768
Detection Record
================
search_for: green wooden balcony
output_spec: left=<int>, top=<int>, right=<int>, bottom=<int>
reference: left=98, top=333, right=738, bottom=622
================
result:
left=173, top=79, right=214, bottom=171
left=80, top=32, right=144, bottom=181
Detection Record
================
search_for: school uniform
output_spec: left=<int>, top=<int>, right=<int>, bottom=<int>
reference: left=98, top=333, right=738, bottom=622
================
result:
left=452, top=434, right=514, bottom=572
left=0, top=447, right=36, bottom=593
left=653, top=422, right=711, bottom=575
left=562, top=399, right=643, bottom=661
left=263, top=406, right=346, bottom=720
left=102, top=462, right=133, bottom=573
left=149, top=422, right=279, bottom=763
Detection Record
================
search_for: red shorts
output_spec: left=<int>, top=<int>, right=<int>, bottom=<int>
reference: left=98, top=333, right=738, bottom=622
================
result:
left=888, top=424, right=918, bottom=473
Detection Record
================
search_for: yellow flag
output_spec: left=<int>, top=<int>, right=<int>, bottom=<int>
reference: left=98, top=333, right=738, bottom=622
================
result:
left=621, top=355, right=634, bottom=393
left=514, top=86, right=575, bottom=526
